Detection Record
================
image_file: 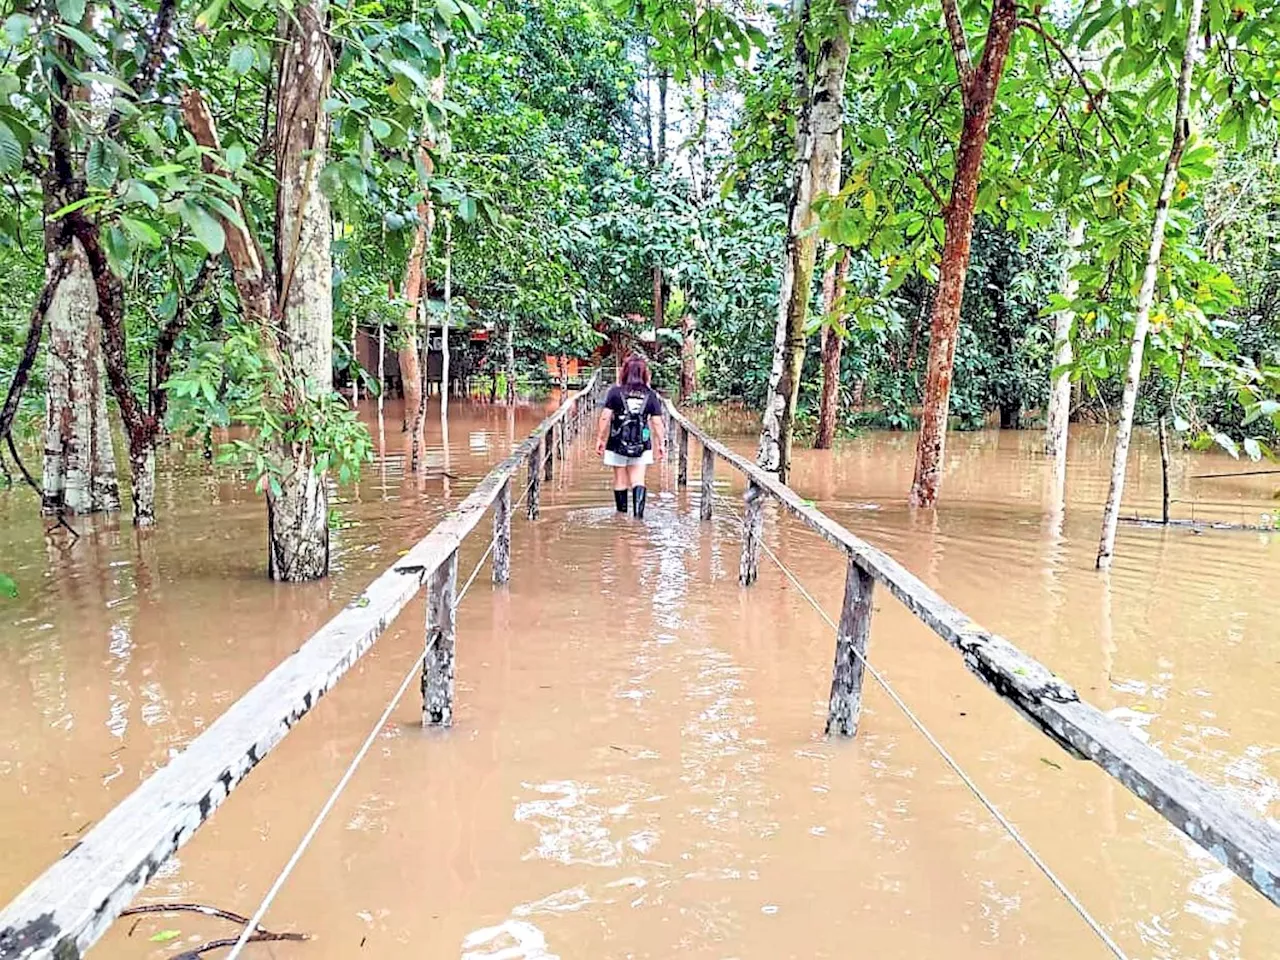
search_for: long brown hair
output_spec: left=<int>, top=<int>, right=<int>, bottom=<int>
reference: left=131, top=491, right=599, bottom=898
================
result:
left=619, top=354, right=651, bottom=389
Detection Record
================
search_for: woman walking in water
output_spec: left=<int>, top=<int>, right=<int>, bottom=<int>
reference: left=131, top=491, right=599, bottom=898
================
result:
left=595, top=354, right=665, bottom=517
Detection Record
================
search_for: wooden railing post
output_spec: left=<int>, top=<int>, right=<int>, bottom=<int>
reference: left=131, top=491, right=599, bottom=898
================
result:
left=677, top=424, right=689, bottom=486
left=700, top=444, right=715, bottom=521
left=739, top=480, right=764, bottom=585
left=826, top=556, right=875, bottom=737
left=422, top=549, right=459, bottom=726
left=493, top=477, right=511, bottom=584
left=556, top=417, right=566, bottom=464
left=544, top=427, right=555, bottom=481
left=527, top=439, right=541, bottom=519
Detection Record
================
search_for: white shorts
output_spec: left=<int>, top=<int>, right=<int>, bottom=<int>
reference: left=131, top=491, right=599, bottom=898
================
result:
left=603, top=450, right=654, bottom=467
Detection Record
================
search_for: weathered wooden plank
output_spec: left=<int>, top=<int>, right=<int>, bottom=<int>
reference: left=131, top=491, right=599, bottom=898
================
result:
left=699, top=444, right=715, bottom=521
left=664, top=399, right=1280, bottom=908
left=422, top=550, right=459, bottom=726
left=0, top=371, right=599, bottom=960
left=826, top=557, right=874, bottom=737
left=528, top=439, right=542, bottom=520
left=677, top=425, right=689, bottom=486
left=739, top=480, right=764, bottom=586
left=492, top=478, right=511, bottom=585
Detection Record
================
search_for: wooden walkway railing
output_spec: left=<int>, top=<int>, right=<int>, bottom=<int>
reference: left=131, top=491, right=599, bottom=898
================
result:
left=664, top=401, right=1280, bottom=910
left=0, top=373, right=605, bottom=960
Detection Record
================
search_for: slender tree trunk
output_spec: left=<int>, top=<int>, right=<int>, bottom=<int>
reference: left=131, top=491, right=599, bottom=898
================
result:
left=268, top=0, right=333, bottom=582
left=40, top=237, right=120, bottom=515
left=1045, top=218, right=1085, bottom=461
left=1096, top=0, right=1203, bottom=569
left=441, top=217, right=452, bottom=419
left=350, top=319, right=359, bottom=407
left=758, top=0, right=853, bottom=482
left=657, top=70, right=668, bottom=163
left=1158, top=415, right=1171, bottom=525
left=399, top=214, right=427, bottom=427
left=908, top=0, right=1019, bottom=507
left=815, top=247, right=851, bottom=449
left=504, top=321, right=515, bottom=404
left=377, top=317, right=385, bottom=415
left=679, top=312, right=696, bottom=402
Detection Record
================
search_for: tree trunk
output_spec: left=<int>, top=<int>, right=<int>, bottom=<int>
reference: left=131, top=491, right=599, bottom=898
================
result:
left=908, top=0, right=1019, bottom=507
left=679, top=312, right=697, bottom=402
left=504, top=321, right=516, bottom=403
left=40, top=237, right=120, bottom=515
left=1158, top=415, right=1171, bottom=525
left=758, top=0, right=853, bottom=483
left=269, top=0, right=333, bottom=582
left=1096, top=0, right=1203, bottom=570
left=441, top=217, right=452, bottom=417
left=1044, top=218, right=1085, bottom=460
left=815, top=247, right=851, bottom=449
left=399, top=213, right=428, bottom=427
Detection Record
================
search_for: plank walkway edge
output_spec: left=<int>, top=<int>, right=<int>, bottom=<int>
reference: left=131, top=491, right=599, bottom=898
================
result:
left=0, top=375, right=599, bottom=960
left=665, top=402, right=1280, bottom=909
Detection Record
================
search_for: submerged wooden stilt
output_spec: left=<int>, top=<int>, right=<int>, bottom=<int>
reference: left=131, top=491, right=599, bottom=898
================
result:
left=700, top=444, right=715, bottom=520
left=422, top=549, right=459, bottom=726
left=739, top=479, right=764, bottom=586
left=677, top=424, right=689, bottom=486
left=826, top=557, right=875, bottom=737
left=493, top=478, right=511, bottom=584
left=528, top=440, right=542, bottom=520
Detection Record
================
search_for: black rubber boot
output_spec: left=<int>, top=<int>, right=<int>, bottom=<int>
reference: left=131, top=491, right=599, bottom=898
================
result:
left=632, top=485, right=647, bottom=519
left=614, top=489, right=629, bottom=513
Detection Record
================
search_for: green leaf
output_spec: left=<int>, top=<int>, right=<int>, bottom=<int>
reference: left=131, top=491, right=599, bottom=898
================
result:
left=53, top=23, right=103, bottom=58
left=0, top=573, right=16, bottom=598
left=50, top=196, right=100, bottom=219
left=76, top=72, right=138, bottom=97
left=194, top=0, right=227, bottom=31
left=57, top=0, right=86, bottom=25
left=1243, top=437, right=1263, bottom=461
left=369, top=117, right=392, bottom=140
left=225, top=143, right=247, bottom=172
left=341, top=162, right=368, bottom=198
left=123, top=180, right=159, bottom=209
left=458, top=195, right=477, bottom=223
left=3, top=13, right=34, bottom=45
left=456, top=0, right=484, bottom=33
left=121, top=215, right=161, bottom=248
left=229, top=45, right=255, bottom=76
left=149, top=930, right=181, bottom=943
left=179, top=200, right=225, bottom=255
left=85, top=140, right=119, bottom=189
left=0, top=119, right=22, bottom=175
left=388, top=59, right=430, bottom=93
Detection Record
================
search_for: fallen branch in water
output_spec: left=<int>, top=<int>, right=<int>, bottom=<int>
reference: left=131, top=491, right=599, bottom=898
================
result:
left=1190, top=468, right=1280, bottom=479
left=174, top=930, right=307, bottom=960
left=121, top=902, right=308, bottom=958
left=121, top=903, right=254, bottom=926
left=1121, top=515, right=1276, bottom=532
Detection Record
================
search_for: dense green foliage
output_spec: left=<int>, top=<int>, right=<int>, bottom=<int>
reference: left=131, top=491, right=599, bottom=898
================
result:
left=3, top=0, right=1280, bottom=540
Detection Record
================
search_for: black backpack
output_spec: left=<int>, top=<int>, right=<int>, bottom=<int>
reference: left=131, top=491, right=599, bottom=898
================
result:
left=612, top=391, right=651, bottom=457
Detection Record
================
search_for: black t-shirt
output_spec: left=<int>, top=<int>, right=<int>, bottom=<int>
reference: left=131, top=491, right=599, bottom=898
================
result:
left=603, top=384, right=662, bottom=454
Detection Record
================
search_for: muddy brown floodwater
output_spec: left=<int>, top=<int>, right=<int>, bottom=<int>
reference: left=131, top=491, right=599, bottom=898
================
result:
left=1, top=399, right=1277, bottom=959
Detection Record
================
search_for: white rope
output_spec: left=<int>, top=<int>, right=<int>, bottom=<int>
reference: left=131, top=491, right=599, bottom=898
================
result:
left=719, top=501, right=1128, bottom=960
left=225, top=537, right=497, bottom=959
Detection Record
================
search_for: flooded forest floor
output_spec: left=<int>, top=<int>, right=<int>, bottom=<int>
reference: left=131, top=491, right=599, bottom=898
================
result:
left=1, top=399, right=1277, bottom=959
